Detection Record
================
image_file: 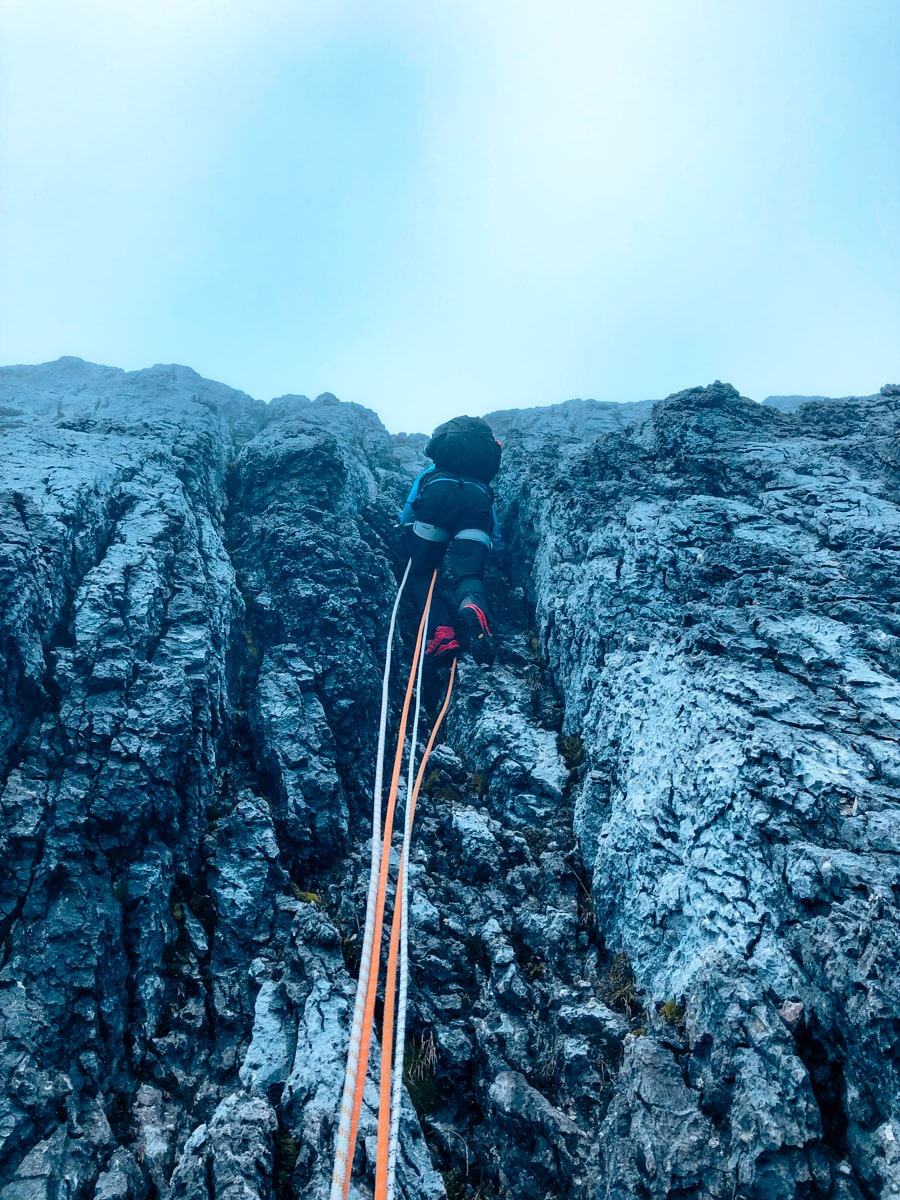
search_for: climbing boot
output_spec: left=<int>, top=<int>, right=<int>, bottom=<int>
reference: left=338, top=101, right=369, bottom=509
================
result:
left=457, top=603, right=495, bottom=666
left=425, top=625, right=461, bottom=662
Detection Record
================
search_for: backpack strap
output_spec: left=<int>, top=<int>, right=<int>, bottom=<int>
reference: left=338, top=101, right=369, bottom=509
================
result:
left=424, top=471, right=494, bottom=499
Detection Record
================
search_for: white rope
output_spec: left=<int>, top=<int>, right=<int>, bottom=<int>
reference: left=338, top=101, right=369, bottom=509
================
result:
left=385, top=588, right=431, bottom=1198
left=330, top=559, right=411, bottom=1200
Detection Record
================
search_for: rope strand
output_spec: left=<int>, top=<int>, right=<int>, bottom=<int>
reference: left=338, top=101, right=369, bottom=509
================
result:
left=385, top=660, right=457, bottom=1199
left=330, top=566, right=435, bottom=1200
left=375, top=582, right=433, bottom=1198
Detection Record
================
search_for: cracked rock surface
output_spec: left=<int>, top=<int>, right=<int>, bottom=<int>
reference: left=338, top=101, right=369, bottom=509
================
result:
left=1, top=359, right=899, bottom=1200
left=495, top=381, right=900, bottom=1199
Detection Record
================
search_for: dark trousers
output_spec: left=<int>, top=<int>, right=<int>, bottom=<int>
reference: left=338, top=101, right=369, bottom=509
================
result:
left=403, top=476, right=493, bottom=632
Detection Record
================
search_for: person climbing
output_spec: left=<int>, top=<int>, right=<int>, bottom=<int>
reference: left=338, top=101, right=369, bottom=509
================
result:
left=399, top=415, right=504, bottom=666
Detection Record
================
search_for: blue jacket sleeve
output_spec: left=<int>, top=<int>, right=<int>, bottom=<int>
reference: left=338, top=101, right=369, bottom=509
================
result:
left=399, top=467, right=433, bottom=525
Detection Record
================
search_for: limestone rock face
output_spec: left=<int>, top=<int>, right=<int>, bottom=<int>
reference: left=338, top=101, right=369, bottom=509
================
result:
left=497, top=380, right=900, bottom=1199
left=1, top=359, right=899, bottom=1200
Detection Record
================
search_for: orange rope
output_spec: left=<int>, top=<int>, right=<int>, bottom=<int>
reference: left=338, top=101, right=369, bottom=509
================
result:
left=338, top=571, right=436, bottom=1198
left=375, top=660, right=457, bottom=1199
left=330, top=561, right=410, bottom=1200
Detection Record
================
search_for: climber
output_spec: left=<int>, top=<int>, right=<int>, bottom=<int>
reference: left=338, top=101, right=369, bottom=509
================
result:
left=399, top=415, right=504, bottom=666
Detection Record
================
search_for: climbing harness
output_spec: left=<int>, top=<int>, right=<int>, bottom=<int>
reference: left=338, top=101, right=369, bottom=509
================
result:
left=330, top=565, right=457, bottom=1200
left=411, top=520, right=450, bottom=543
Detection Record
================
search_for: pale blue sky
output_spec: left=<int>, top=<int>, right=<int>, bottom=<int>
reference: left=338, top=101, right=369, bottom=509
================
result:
left=2, top=0, right=898, bottom=433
